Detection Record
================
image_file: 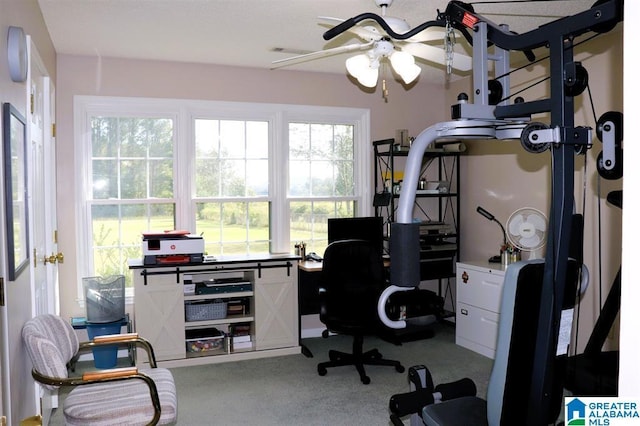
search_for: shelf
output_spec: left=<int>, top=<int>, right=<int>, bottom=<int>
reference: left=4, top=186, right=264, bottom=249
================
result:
left=185, top=315, right=255, bottom=328
left=394, top=191, right=458, bottom=198
left=184, top=291, right=254, bottom=300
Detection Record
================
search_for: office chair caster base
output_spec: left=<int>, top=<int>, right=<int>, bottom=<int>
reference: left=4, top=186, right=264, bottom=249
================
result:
left=360, top=375, right=371, bottom=385
left=318, top=365, right=328, bottom=376
left=396, top=365, right=406, bottom=373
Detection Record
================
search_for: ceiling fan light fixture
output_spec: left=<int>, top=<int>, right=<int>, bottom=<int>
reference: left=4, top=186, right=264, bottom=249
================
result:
left=389, top=50, right=421, bottom=84
left=346, top=54, right=379, bottom=88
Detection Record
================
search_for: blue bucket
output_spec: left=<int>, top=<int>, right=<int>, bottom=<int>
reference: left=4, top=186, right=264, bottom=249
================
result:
left=86, top=320, right=122, bottom=368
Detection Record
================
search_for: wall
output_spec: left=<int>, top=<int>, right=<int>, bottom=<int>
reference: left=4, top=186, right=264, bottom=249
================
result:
left=0, top=1, right=56, bottom=423
left=55, top=55, right=451, bottom=318
left=447, top=29, right=623, bottom=353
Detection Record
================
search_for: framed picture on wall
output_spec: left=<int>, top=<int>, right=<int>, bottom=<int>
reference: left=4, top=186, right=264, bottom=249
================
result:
left=3, top=103, right=29, bottom=281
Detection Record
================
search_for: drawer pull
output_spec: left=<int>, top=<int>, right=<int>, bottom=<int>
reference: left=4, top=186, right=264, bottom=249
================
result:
left=460, top=308, right=468, bottom=316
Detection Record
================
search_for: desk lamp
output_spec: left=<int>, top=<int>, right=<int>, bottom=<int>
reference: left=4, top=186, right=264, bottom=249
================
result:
left=476, top=206, right=507, bottom=263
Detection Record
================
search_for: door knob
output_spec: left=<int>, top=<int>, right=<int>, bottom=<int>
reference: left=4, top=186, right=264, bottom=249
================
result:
left=44, top=252, right=64, bottom=265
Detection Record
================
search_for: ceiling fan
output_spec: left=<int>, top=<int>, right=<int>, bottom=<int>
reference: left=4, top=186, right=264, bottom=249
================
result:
left=272, top=0, right=472, bottom=88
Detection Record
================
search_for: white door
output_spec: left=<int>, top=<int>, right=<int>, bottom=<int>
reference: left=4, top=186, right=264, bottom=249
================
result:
left=29, top=40, right=59, bottom=423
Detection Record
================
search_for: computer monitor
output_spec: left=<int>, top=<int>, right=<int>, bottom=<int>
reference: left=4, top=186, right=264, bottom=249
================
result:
left=327, top=216, right=384, bottom=256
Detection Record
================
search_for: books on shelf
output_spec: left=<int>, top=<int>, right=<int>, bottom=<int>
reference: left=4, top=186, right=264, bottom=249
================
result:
left=232, top=341, right=253, bottom=350
left=232, top=334, right=251, bottom=343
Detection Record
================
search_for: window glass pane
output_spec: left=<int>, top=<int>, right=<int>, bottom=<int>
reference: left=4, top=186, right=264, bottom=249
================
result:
left=289, top=160, right=310, bottom=196
left=149, top=159, right=174, bottom=198
left=310, top=161, right=333, bottom=197
left=220, top=120, right=245, bottom=158
left=91, top=117, right=174, bottom=200
left=335, top=160, right=354, bottom=196
left=119, top=118, right=147, bottom=157
left=92, top=159, right=117, bottom=199
left=120, top=159, right=147, bottom=199
left=310, top=124, right=333, bottom=160
left=91, top=117, right=118, bottom=157
left=196, top=201, right=270, bottom=256
left=222, top=159, right=246, bottom=197
left=195, top=119, right=220, bottom=157
left=290, top=200, right=355, bottom=255
left=91, top=203, right=174, bottom=286
left=335, top=125, right=354, bottom=160
left=195, top=119, right=269, bottom=198
left=246, top=121, right=268, bottom=158
left=288, top=123, right=309, bottom=160
left=147, top=119, right=174, bottom=157
left=289, top=122, right=354, bottom=197
left=196, top=202, right=222, bottom=253
left=247, top=159, right=268, bottom=196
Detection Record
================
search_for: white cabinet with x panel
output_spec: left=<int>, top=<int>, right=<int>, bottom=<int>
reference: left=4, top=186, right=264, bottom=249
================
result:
left=130, top=254, right=300, bottom=367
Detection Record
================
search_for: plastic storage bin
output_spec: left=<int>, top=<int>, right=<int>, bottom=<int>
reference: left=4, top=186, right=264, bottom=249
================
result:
left=86, top=320, right=122, bottom=368
left=83, top=275, right=125, bottom=323
left=185, top=328, right=227, bottom=354
left=185, top=300, right=227, bottom=322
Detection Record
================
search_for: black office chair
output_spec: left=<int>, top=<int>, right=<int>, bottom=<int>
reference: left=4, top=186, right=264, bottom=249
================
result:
left=317, top=239, right=405, bottom=384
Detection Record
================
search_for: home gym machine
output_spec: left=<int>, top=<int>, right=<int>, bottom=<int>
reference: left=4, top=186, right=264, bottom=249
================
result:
left=323, top=0, right=623, bottom=424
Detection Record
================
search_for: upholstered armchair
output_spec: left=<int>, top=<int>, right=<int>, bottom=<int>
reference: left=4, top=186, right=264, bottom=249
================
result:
left=22, top=314, right=177, bottom=425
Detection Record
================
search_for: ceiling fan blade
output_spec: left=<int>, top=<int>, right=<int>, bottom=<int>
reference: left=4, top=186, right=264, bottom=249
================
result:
left=400, top=43, right=472, bottom=71
left=318, top=16, right=345, bottom=25
left=271, top=42, right=373, bottom=68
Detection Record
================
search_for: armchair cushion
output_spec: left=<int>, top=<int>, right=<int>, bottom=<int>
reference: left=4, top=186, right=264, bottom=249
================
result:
left=64, top=367, right=177, bottom=426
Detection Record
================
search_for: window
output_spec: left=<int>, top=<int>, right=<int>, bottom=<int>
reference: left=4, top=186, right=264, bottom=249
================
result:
left=288, top=122, right=356, bottom=255
left=194, top=119, right=270, bottom=255
left=74, top=97, right=370, bottom=296
left=89, top=116, right=176, bottom=281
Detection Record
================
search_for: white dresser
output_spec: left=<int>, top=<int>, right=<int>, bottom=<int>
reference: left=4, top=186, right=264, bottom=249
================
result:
left=455, top=261, right=507, bottom=359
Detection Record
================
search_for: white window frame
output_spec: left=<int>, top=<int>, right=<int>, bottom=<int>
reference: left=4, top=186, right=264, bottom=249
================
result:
left=74, top=96, right=371, bottom=301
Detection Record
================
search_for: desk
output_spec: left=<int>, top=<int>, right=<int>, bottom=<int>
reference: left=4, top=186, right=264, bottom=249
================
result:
left=298, top=261, right=323, bottom=316
left=298, top=258, right=391, bottom=315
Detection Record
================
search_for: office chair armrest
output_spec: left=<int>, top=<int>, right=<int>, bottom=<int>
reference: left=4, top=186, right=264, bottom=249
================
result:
left=79, top=334, right=158, bottom=367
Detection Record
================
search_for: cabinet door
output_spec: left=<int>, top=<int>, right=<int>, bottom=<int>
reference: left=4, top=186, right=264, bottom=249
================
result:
left=254, top=267, right=298, bottom=350
left=133, top=272, right=186, bottom=361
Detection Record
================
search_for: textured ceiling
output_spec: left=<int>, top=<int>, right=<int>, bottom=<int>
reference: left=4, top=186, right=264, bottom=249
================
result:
left=37, top=0, right=592, bottom=85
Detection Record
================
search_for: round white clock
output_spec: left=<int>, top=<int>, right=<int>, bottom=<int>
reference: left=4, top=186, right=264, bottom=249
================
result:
left=7, top=26, right=27, bottom=83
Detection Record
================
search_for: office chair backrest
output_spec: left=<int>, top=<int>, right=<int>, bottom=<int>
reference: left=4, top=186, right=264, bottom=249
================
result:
left=321, top=239, right=386, bottom=324
left=22, top=314, right=79, bottom=390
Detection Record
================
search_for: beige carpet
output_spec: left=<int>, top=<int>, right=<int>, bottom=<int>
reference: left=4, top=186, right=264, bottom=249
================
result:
left=49, top=323, right=493, bottom=425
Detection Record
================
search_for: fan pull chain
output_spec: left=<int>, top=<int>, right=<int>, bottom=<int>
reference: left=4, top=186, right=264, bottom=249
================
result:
left=382, top=79, right=389, bottom=102
left=444, top=20, right=455, bottom=76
